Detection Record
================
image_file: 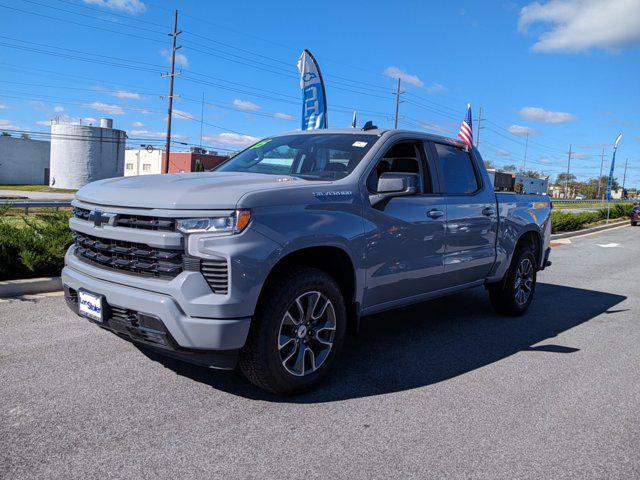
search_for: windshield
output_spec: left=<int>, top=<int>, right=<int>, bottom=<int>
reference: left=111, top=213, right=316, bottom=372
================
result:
left=215, top=133, right=377, bottom=180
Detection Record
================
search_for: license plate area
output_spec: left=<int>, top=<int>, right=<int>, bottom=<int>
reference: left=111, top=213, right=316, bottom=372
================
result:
left=78, top=289, right=105, bottom=323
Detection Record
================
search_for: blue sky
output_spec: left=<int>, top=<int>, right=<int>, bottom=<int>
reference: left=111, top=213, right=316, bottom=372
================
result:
left=1, top=0, right=639, bottom=186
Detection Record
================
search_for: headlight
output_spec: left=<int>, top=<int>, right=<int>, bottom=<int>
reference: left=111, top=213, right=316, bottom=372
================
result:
left=176, top=209, right=251, bottom=235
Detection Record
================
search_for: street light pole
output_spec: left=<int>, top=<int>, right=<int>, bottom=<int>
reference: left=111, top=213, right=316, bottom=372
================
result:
left=596, top=147, right=605, bottom=203
left=565, top=144, right=572, bottom=198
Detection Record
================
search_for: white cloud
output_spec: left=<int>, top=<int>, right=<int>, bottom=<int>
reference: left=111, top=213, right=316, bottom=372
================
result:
left=0, top=119, right=19, bottom=129
left=0, top=104, right=8, bottom=109
left=425, top=83, right=445, bottom=93
left=518, top=106, right=575, bottom=123
left=273, top=112, right=294, bottom=120
left=83, top=102, right=124, bottom=115
left=172, top=109, right=193, bottom=120
left=572, top=152, right=590, bottom=159
left=82, top=117, right=97, bottom=125
left=53, top=105, right=64, bottom=113
left=508, top=125, right=536, bottom=136
left=161, top=49, right=189, bottom=68
left=83, top=0, right=146, bottom=14
left=113, top=90, right=141, bottom=100
left=28, top=101, right=48, bottom=112
left=518, top=0, right=640, bottom=53
left=36, top=120, right=51, bottom=126
left=383, top=66, right=424, bottom=88
left=132, top=121, right=144, bottom=127
left=130, top=130, right=162, bottom=137
left=203, top=132, right=259, bottom=148
left=233, top=99, right=260, bottom=111
left=130, top=130, right=186, bottom=140
left=496, top=149, right=512, bottom=157
left=420, top=122, right=448, bottom=134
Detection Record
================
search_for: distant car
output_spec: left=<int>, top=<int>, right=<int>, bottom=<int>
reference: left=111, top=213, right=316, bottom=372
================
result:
left=631, top=205, right=640, bottom=226
left=575, top=194, right=587, bottom=200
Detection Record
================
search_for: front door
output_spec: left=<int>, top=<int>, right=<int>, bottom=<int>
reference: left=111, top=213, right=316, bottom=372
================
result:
left=362, top=140, right=447, bottom=309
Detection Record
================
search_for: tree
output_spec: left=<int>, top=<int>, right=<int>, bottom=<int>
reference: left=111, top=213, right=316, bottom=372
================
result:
left=500, top=164, right=517, bottom=173
left=555, top=173, right=576, bottom=185
left=517, top=169, right=542, bottom=179
left=484, top=160, right=495, bottom=170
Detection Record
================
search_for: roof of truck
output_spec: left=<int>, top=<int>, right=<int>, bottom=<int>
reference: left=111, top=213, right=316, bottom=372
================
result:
left=273, top=128, right=466, bottom=148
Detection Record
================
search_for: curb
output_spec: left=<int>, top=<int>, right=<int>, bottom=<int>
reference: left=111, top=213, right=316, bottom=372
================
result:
left=551, top=219, right=629, bottom=240
left=0, top=276, right=62, bottom=298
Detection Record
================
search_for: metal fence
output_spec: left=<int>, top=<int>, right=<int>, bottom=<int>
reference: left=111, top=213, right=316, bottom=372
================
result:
left=0, top=200, right=72, bottom=214
left=551, top=198, right=635, bottom=205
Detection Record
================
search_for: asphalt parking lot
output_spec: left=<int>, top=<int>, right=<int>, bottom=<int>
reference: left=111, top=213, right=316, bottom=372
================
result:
left=2, top=225, right=639, bottom=479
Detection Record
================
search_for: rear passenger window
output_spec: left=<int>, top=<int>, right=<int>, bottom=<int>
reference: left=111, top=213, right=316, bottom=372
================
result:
left=434, top=143, right=479, bottom=194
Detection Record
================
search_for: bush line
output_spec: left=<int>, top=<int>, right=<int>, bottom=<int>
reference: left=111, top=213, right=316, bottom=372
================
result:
left=551, top=203, right=634, bottom=233
left=0, top=206, right=73, bottom=281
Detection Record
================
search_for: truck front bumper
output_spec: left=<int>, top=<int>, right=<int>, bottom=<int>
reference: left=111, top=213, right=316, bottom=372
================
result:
left=62, top=264, right=251, bottom=370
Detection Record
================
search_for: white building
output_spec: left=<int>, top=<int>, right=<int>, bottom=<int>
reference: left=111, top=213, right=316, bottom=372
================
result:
left=124, top=148, right=163, bottom=176
left=49, top=118, right=126, bottom=190
left=0, top=134, right=51, bottom=185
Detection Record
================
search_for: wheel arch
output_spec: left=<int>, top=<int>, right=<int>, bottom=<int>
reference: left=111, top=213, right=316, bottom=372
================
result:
left=258, top=244, right=360, bottom=329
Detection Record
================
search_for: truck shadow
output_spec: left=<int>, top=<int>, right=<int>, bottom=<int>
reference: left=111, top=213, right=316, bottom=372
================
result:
left=137, top=282, right=625, bottom=403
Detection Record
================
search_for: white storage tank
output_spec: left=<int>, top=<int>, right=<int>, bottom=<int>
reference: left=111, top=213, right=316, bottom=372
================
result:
left=49, top=118, right=126, bottom=189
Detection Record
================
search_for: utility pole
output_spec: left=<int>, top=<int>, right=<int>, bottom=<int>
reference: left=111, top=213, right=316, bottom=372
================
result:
left=596, top=147, right=605, bottom=202
left=565, top=144, right=572, bottom=198
left=474, top=106, right=484, bottom=148
left=394, top=78, right=402, bottom=129
left=162, top=9, right=182, bottom=174
left=199, top=92, right=205, bottom=148
left=622, top=158, right=628, bottom=195
left=523, top=132, right=529, bottom=171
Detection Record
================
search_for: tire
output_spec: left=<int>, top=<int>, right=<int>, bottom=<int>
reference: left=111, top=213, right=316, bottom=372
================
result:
left=632, top=221, right=637, bottom=226
left=488, top=245, right=537, bottom=316
left=239, top=267, right=346, bottom=395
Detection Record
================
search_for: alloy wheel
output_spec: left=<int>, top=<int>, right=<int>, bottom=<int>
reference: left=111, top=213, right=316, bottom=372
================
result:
left=278, top=291, right=336, bottom=377
left=514, top=257, right=534, bottom=306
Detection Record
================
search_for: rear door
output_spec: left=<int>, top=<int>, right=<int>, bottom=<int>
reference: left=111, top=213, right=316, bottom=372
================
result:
left=429, top=141, right=498, bottom=288
left=362, top=139, right=447, bottom=309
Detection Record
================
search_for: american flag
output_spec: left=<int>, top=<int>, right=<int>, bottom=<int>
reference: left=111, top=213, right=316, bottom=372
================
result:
left=457, top=104, right=473, bottom=148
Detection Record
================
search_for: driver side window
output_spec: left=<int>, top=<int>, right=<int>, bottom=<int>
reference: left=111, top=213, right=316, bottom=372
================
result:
left=367, top=141, right=430, bottom=193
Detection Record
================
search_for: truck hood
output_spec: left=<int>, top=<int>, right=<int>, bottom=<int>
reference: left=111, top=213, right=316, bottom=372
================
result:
left=75, top=172, right=323, bottom=210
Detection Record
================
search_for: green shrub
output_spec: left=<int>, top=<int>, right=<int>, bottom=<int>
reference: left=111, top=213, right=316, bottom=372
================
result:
left=552, top=202, right=634, bottom=233
left=0, top=207, right=73, bottom=280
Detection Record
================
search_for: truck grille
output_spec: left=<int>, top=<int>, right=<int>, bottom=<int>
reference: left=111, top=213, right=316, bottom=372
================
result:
left=73, top=232, right=183, bottom=278
left=73, top=207, right=175, bottom=231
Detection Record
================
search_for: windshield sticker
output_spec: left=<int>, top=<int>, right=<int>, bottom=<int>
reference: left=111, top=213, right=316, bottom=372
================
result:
left=352, top=141, right=368, bottom=148
left=248, top=139, right=273, bottom=150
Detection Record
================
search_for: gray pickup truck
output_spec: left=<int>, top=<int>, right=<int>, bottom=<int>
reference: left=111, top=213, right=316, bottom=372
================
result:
left=62, top=128, right=551, bottom=394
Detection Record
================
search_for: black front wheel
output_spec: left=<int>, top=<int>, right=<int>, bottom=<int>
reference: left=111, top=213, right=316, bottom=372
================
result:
left=488, top=246, right=537, bottom=316
left=239, top=267, right=346, bottom=395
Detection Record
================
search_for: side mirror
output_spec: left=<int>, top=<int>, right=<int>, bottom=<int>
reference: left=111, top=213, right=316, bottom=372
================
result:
left=370, top=172, right=418, bottom=207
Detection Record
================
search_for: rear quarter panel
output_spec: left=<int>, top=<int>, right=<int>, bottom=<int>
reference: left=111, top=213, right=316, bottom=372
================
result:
left=487, top=193, right=552, bottom=282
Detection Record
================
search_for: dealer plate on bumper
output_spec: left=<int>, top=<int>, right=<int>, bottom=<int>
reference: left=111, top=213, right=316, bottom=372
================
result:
left=78, top=290, right=104, bottom=322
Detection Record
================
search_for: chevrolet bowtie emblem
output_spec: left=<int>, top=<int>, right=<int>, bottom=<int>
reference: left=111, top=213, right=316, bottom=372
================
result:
left=88, top=209, right=116, bottom=227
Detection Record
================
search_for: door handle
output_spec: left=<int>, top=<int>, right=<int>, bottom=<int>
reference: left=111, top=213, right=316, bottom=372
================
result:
left=482, top=207, right=496, bottom=216
left=427, top=209, right=444, bottom=219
